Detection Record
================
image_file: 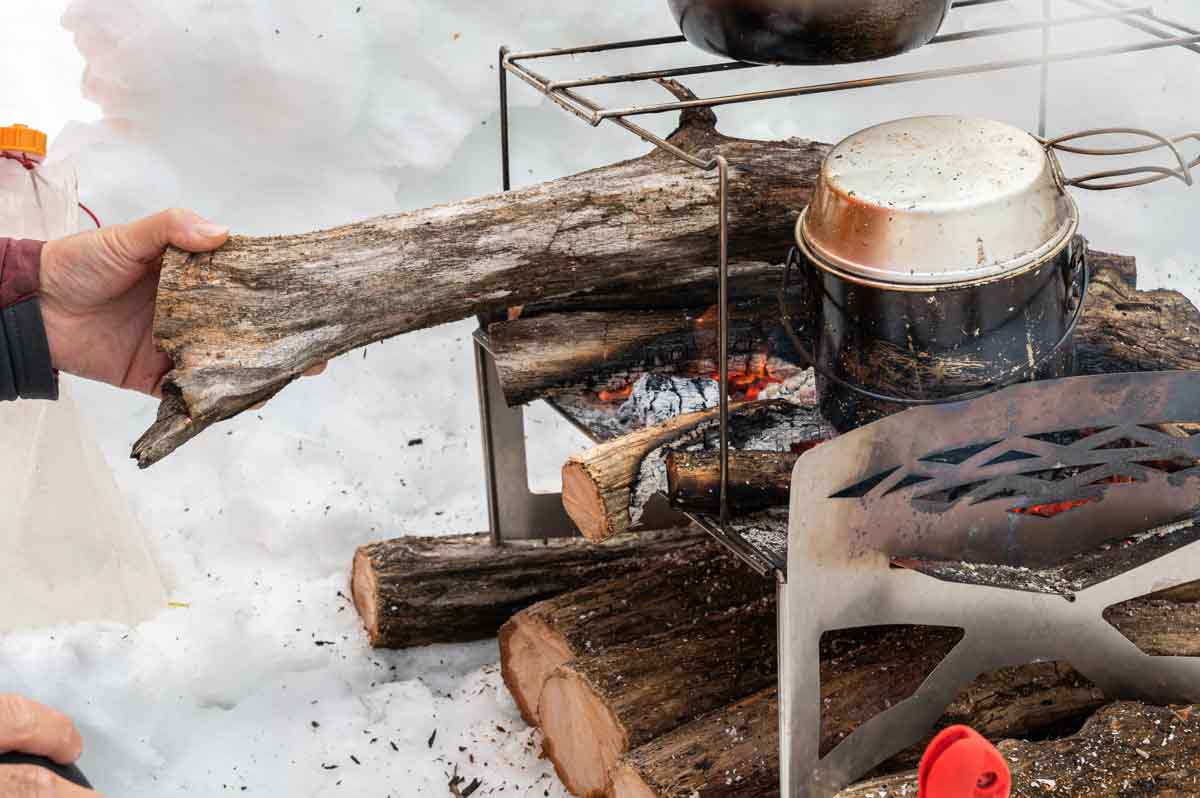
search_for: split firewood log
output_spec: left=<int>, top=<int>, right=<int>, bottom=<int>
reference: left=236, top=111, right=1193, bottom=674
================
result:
left=486, top=296, right=797, bottom=406
left=538, top=599, right=778, bottom=798
left=132, top=106, right=830, bottom=466
left=350, top=526, right=706, bottom=649
left=499, top=546, right=771, bottom=726
left=665, top=448, right=816, bottom=514
left=604, top=585, right=1200, bottom=798
left=561, top=399, right=826, bottom=542
left=836, top=702, right=1200, bottom=798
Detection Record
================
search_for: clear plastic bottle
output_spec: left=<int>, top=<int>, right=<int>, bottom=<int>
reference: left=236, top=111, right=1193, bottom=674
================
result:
left=0, top=123, right=165, bottom=632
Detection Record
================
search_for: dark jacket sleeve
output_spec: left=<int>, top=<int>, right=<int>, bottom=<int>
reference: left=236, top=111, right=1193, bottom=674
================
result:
left=0, top=238, right=58, bottom=400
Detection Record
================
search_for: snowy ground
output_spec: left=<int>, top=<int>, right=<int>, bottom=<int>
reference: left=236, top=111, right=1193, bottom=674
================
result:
left=6, top=1, right=1200, bottom=795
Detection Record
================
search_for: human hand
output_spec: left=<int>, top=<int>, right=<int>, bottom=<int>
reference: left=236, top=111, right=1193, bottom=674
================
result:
left=39, top=209, right=326, bottom=397
left=39, top=208, right=229, bottom=396
left=0, top=694, right=96, bottom=797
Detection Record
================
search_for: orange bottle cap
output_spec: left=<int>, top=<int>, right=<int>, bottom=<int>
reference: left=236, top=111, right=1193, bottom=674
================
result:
left=0, top=124, right=48, bottom=159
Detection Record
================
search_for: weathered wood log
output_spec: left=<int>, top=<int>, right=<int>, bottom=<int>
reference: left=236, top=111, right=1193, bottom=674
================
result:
left=133, top=110, right=830, bottom=466
left=605, top=587, right=1200, bottom=798
left=666, top=449, right=816, bottom=514
left=499, top=546, right=771, bottom=726
left=349, top=527, right=706, bottom=649
left=487, top=298, right=791, bottom=406
left=539, top=599, right=778, bottom=798
left=562, top=399, right=821, bottom=541
left=837, top=702, right=1200, bottom=798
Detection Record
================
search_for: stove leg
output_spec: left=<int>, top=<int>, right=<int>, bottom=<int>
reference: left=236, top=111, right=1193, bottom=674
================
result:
left=474, top=337, right=579, bottom=543
left=778, top=574, right=823, bottom=798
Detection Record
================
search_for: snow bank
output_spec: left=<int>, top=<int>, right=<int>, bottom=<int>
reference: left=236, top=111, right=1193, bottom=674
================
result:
left=3, top=0, right=1199, bottom=795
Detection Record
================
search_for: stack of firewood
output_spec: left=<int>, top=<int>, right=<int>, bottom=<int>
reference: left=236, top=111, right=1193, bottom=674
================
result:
left=351, top=525, right=1200, bottom=798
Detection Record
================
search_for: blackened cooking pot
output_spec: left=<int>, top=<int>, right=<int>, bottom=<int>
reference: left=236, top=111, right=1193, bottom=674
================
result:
left=667, top=0, right=953, bottom=65
left=779, top=116, right=1199, bottom=431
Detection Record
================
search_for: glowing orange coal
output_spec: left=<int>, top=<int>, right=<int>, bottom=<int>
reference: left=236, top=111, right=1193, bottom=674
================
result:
left=1010, top=498, right=1092, bottom=518
left=598, top=385, right=634, bottom=402
left=706, top=363, right=783, bottom=401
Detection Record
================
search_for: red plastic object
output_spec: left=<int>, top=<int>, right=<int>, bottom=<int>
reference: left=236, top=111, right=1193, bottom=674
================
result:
left=918, top=725, right=1011, bottom=798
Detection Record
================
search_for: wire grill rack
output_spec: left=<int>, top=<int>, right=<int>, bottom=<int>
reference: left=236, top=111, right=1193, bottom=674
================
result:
left=482, top=0, right=1200, bottom=574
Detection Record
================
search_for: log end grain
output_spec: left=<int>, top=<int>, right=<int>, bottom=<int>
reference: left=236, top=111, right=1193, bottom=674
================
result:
left=541, top=667, right=631, bottom=798
left=498, top=614, right=574, bottom=726
left=562, top=461, right=613, bottom=542
left=606, top=767, right=656, bottom=798
left=351, top=547, right=381, bottom=646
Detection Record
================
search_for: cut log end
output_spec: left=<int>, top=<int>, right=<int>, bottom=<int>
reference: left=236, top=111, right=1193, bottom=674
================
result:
left=350, top=548, right=381, bottom=646
left=606, top=766, right=656, bottom=798
left=541, top=668, right=630, bottom=798
left=562, top=461, right=613, bottom=542
left=498, top=615, right=573, bottom=726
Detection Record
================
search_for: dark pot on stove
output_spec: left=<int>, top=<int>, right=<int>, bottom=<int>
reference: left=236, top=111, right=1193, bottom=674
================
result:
left=666, top=0, right=953, bottom=65
left=780, top=116, right=1198, bottom=431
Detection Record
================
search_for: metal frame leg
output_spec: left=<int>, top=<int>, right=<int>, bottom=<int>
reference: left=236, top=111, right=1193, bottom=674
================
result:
left=475, top=338, right=580, bottom=543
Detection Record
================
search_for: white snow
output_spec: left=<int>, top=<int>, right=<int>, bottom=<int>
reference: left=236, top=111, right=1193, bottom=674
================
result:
left=6, top=0, right=1200, bottom=795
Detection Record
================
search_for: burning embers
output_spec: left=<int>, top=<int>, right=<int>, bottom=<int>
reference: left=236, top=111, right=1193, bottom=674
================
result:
left=596, top=360, right=783, bottom=406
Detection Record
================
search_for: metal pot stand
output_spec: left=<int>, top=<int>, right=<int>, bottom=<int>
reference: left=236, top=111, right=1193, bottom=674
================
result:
left=483, top=5, right=1200, bottom=796
left=781, top=370, right=1200, bottom=797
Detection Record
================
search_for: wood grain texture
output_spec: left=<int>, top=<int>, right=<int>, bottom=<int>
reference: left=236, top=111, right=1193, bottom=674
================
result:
left=540, top=600, right=778, bottom=798
left=350, top=527, right=706, bottom=649
left=133, top=119, right=829, bottom=466
left=499, top=546, right=771, bottom=725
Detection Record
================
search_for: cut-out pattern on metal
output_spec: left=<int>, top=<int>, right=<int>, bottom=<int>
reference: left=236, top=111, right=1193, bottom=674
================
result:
left=782, top=372, right=1200, bottom=798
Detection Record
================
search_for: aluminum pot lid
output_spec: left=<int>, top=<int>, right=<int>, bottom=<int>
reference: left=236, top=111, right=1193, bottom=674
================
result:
left=799, top=115, right=1080, bottom=286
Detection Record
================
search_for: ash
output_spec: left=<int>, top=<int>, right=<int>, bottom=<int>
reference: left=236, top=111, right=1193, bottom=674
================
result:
left=617, top=374, right=720, bottom=428
left=629, top=370, right=834, bottom=528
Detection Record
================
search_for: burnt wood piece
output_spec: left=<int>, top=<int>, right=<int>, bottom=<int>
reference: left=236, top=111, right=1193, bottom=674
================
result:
left=837, top=702, right=1200, bottom=798
left=486, top=299, right=785, bottom=406
left=538, top=599, right=778, bottom=798
left=349, top=527, right=706, bottom=649
left=1075, top=251, right=1200, bottom=375
left=666, top=448, right=819, bottom=514
left=499, top=546, right=771, bottom=726
left=132, top=112, right=830, bottom=467
left=561, top=399, right=803, bottom=542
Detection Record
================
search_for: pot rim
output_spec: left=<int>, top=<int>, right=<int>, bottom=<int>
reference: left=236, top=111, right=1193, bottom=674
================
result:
left=794, top=204, right=1082, bottom=293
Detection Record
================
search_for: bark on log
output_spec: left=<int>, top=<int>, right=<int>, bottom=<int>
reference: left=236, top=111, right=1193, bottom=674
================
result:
left=562, top=399, right=810, bottom=542
left=487, top=302, right=778, bottom=406
left=666, top=449, right=816, bottom=514
left=836, top=702, right=1200, bottom=798
left=499, top=547, right=771, bottom=726
left=539, top=600, right=778, bottom=798
left=605, top=587, right=1200, bottom=798
left=350, top=527, right=706, bottom=649
left=133, top=115, right=830, bottom=466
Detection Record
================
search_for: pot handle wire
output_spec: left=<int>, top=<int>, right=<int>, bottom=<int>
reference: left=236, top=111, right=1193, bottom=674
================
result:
left=1042, top=127, right=1200, bottom=191
left=777, top=242, right=1090, bottom=408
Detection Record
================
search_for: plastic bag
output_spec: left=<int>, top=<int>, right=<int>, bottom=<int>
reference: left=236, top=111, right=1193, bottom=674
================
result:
left=0, top=125, right=166, bottom=631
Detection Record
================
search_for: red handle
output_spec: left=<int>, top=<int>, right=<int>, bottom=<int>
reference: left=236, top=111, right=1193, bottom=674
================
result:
left=918, top=726, right=1011, bottom=798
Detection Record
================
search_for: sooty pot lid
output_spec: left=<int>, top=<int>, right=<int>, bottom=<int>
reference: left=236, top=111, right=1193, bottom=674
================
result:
left=799, top=116, right=1079, bottom=286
